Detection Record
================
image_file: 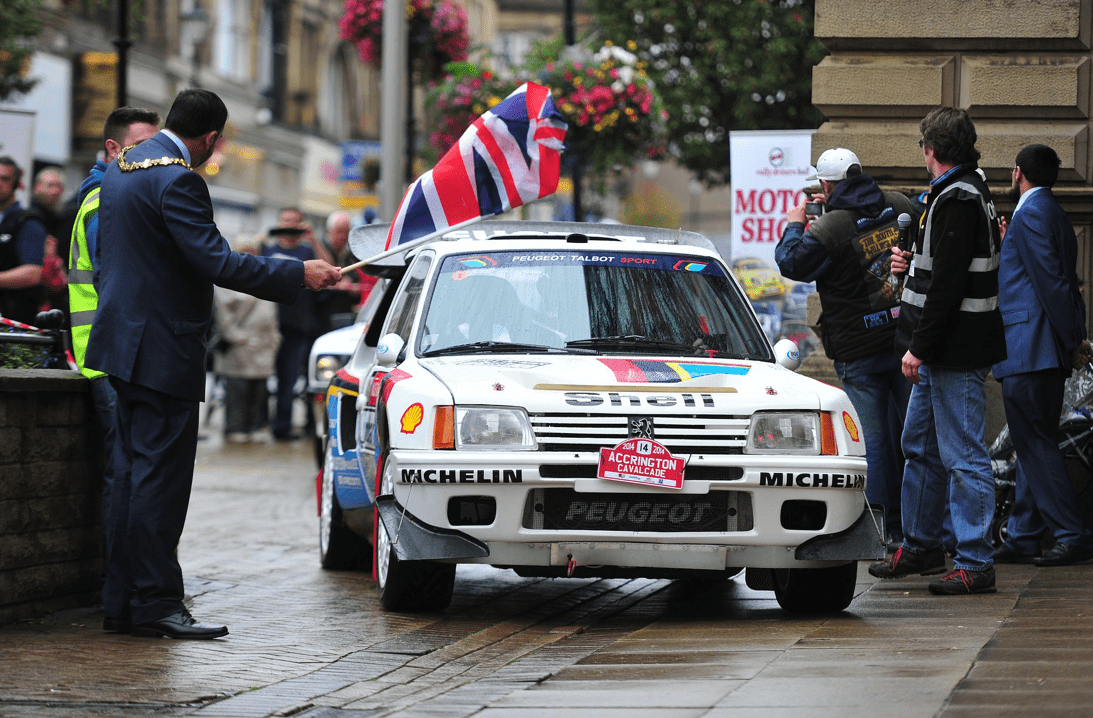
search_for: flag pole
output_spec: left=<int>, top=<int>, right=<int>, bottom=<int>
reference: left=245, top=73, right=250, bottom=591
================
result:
left=339, top=215, right=489, bottom=275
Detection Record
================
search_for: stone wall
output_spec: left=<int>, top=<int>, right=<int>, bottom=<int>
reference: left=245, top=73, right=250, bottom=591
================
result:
left=0, top=370, right=102, bottom=624
left=812, top=0, right=1093, bottom=331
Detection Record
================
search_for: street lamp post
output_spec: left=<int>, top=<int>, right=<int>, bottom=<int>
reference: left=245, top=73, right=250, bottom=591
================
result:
left=180, top=1, right=210, bottom=88
left=563, top=0, right=583, bottom=222
left=113, top=0, right=131, bottom=106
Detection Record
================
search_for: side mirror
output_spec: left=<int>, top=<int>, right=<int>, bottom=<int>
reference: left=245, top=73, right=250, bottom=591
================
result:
left=376, top=333, right=405, bottom=368
left=773, top=338, right=801, bottom=371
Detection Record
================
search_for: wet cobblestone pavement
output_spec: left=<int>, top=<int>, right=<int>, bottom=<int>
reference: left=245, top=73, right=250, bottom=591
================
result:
left=3, top=430, right=1093, bottom=718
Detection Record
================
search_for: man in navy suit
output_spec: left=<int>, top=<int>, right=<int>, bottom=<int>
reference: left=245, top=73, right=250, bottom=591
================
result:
left=993, top=144, right=1093, bottom=567
left=86, top=89, right=342, bottom=638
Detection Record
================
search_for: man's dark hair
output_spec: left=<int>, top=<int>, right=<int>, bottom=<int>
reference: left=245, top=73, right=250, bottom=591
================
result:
left=0, top=156, right=22, bottom=186
left=103, top=107, right=162, bottom=146
left=920, top=107, right=981, bottom=166
left=164, top=89, right=228, bottom=139
left=1015, top=143, right=1061, bottom=188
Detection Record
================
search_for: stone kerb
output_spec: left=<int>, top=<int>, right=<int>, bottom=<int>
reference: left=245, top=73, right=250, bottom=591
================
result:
left=0, top=369, right=102, bottom=624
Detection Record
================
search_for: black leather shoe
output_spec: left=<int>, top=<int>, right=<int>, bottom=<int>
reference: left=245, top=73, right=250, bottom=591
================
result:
left=1032, top=543, right=1093, bottom=567
left=131, top=610, right=228, bottom=639
left=993, top=544, right=1039, bottom=564
left=102, top=617, right=131, bottom=633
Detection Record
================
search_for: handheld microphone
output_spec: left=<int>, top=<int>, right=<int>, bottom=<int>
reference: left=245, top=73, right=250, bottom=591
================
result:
left=896, top=213, right=912, bottom=252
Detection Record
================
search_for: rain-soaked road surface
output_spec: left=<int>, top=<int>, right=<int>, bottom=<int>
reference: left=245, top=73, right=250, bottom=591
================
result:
left=2, top=427, right=1092, bottom=718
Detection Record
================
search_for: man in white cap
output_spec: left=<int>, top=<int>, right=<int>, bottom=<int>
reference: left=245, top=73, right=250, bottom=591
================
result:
left=776, top=147, right=917, bottom=551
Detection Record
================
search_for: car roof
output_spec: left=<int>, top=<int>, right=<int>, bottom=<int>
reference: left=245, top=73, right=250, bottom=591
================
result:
left=350, top=220, right=723, bottom=267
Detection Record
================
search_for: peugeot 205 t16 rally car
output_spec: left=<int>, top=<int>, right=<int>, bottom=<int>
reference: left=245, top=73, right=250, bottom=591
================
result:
left=317, top=220, right=884, bottom=614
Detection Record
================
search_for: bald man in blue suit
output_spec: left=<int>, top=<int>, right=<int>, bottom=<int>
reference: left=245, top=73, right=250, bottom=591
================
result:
left=86, top=89, right=342, bottom=638
left=993, top=144, right=1093, bottom=567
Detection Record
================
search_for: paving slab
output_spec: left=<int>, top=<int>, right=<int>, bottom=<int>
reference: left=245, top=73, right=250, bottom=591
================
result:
left=5, top=420, right=1093, bottom=718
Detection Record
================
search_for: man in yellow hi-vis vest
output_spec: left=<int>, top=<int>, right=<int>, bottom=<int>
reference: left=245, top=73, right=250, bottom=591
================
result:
left=68, top=107, right=160, bottom=619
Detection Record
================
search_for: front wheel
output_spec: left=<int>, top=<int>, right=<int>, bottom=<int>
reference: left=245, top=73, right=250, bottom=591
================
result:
left=374, top=461, right=455, bottom=611
left=772, top=561, right=857, bottom=613
left=319, top=439, right=369, bottom=569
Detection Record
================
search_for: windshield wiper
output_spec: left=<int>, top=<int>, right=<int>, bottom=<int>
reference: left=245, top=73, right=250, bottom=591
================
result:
left=565, top=335, right=707, bottom=355
left=422, top=341, right=570, bottom=356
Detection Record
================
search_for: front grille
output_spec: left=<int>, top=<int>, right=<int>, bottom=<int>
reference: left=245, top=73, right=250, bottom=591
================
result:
left=522, top=487, right=753, bottom=533
left=529, top=413, right=749, bottom=454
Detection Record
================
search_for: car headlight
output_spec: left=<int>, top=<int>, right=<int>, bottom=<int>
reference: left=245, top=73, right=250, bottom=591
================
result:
left=745, top=412, right=823, bottom=455
left=455, top=407, right=537, bottom=451
left=314, top=354, right=347, bottom=385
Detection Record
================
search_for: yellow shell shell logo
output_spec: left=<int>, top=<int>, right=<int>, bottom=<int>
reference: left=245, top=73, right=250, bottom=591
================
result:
left=842, top=411, right=860, bottom=442
left=400, top=403, right=424, bottom=434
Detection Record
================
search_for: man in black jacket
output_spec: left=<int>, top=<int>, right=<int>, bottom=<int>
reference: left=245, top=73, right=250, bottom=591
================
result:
left=776, top=148, right=915, bottom=549
left=0, top=157, right=47, bottom=323
left=869, top=107, right=1006, bottom=595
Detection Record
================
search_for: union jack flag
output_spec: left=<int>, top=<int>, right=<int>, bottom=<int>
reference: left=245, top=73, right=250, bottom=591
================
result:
left=385, top=81, right=568, bottom=250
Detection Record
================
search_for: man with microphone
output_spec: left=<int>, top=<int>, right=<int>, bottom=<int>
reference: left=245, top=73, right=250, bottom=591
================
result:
left=776, top=147, right=917, bottom=551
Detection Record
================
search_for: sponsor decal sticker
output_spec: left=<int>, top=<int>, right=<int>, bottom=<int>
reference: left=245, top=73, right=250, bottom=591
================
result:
left=400, top=403, right=424, bottom=434
left=673, top=260, right=708, bottom=272
left=379, top=368, right=412, bottom=404
left=843, top=411, right=860, bottom=442
left=454, top=358, right=550, bottom=367
left=598, top=358, right=749, bottom=383
left=759, top=471, right=866, bottom=489
left=400, top=468, right=523, bottom=483
left=598, top=438, right=686, bottom=490
left=459, top=256, right=498, bottom=268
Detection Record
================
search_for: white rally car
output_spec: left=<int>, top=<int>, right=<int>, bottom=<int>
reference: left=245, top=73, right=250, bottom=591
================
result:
left=318, top=220, right=883, bottom=613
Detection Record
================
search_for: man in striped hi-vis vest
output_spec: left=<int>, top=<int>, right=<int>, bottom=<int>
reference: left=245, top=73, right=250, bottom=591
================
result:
left=869, top=107, right=1007, bottom=596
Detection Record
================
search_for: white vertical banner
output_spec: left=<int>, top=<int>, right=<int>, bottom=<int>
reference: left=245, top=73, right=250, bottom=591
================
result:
left=729, top=130, right=814, bottom=268
left=0, top=109, right=36, bottom=207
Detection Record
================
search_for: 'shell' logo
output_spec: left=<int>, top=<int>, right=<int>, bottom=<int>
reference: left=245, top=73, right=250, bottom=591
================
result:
left=400, top=403, right=424, bottom=434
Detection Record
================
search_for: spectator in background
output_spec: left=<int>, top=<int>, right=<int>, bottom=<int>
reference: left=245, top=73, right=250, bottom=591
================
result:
left=31, top=166, right=66, bottom=238
left=214, top=237, right=281, bottom=443
left=0, top=156, right=47, bottom=324
left=263, top=211, right=324, bottom=441
left=31, top=167, right=69, bottom=318
left=318, top=211, right=375, bottom=332
left=38, top=234, right=67, bottom=315
left=278, top=206, right=334, bottom=265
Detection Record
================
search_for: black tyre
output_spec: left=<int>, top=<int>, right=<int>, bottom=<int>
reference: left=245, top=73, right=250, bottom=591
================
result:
left=772, top=561, right=857, bottom=613
left=374, top=461, right=455, bottom=612
left=319, top=439, right=369, bottom=569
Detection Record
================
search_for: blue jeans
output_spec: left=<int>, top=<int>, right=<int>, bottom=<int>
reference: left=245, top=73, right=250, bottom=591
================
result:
left=272, top=329, right=312, bottom=438
left=901, top=365, right=995, bottom=571
left=835, top=350, right=912, bottom=544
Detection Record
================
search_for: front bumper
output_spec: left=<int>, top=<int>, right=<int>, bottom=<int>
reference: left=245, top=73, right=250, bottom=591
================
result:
left=380, top=450, right=876, bottom=570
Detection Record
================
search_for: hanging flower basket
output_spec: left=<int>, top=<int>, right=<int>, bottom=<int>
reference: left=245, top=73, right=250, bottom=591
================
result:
left=338, top=0, right=469, bottom=81
left=424, top=44, right=667, bottom=185
left=424, top=68, right=521, bottom=159
left=541, top=42, right=668, bottom=179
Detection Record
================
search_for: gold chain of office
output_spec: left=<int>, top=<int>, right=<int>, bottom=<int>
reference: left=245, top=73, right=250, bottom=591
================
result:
left=117, top=145, right=191, bottom=172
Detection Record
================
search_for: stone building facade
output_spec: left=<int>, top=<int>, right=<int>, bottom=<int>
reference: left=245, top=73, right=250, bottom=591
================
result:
left=810, top=0, right=1093, bottom=332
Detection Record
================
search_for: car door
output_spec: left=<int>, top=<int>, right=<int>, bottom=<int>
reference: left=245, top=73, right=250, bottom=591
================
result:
left=356, top=252, right=435, bottom=501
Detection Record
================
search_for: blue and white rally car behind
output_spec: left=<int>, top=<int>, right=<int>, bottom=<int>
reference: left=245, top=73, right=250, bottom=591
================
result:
left=316, top=221, right=883, bottom=613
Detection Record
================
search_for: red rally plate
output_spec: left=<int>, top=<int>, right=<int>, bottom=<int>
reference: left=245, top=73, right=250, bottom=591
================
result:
left=598, top=438, right=686, bottom=490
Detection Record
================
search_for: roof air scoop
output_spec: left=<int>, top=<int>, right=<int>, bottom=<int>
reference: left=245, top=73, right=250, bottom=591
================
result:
left=566, top=233, right=590, bottom=243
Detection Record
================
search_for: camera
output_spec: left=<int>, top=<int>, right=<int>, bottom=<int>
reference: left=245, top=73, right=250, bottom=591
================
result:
left=805, top=201, right=825, bottom=216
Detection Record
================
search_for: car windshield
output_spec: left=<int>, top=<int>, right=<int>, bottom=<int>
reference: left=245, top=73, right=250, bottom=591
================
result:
left=418, top=249, right=772, bottom=360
